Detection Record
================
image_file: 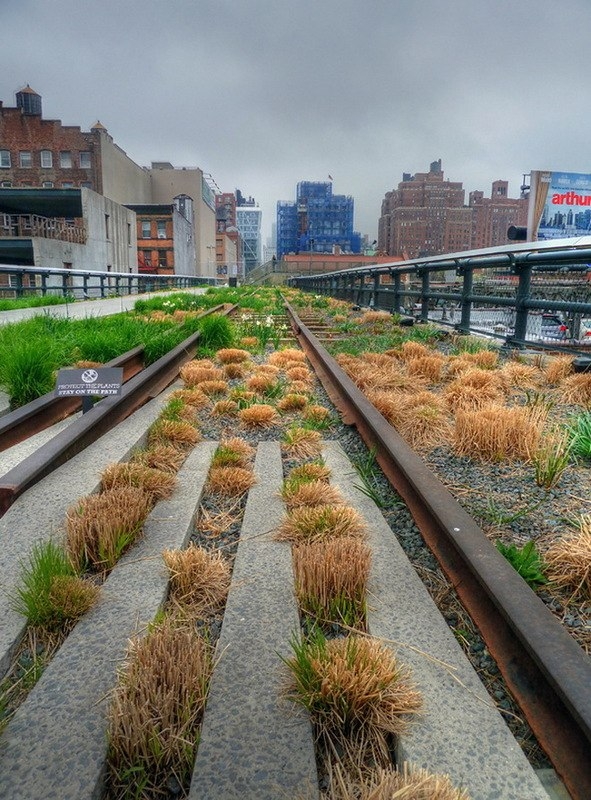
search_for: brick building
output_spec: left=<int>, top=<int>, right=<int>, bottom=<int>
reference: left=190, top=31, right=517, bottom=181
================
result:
left=0, top=86, right=219, bottom=277
left=126, top=195, right=195, bottom=276
left=0, top=86, right=103, bottom=193
left=469, top=180, right=528, bottom=250
left=378, top=161, right=528, bottom=259
left=378, top=160, right=473, bottom=259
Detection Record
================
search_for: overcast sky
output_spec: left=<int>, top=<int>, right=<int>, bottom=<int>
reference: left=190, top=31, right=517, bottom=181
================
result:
left=2, top=0, right=589, bottom=245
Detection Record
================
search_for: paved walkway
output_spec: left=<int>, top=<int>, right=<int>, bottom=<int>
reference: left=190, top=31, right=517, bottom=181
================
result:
left=0, top=288, right=208, bottom=326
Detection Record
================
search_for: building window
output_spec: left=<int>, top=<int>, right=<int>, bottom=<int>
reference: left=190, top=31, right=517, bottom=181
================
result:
left=42, top=181, right=54, bottom=188
left=19, top=151, right=32, bottom=168
left=0, top=150, right=11, bottom=168
left=105, top=214, right=110, bottom=240
left=0, top=181, right=12, bottom=187
left=127, top=223, right=131, bottom=245
left=157, top=220, right=167, bottom=239
left=40, top=150, right=53, bottom=168
left=61, top=182, right=74, bottom=188
left=158, top=251, right=168, bottom=268
left=79, top=151, right=91, bottom=169
left=141, top=250, right=152, bottom=267
left=80, top=181, right=92, bottom=189
left=60, top=151, right=72, bottom=168
left=141, top=220, right=151, bottom=238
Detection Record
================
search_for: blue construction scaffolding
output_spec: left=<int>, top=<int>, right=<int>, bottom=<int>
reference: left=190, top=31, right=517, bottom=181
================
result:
left=276, top=181, right=361, bottom=258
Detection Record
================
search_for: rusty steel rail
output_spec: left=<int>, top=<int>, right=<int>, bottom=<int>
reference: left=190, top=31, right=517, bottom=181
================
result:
left=284, top=298, right=591, bottom=800
left=0, top=304, right=233, bottom=517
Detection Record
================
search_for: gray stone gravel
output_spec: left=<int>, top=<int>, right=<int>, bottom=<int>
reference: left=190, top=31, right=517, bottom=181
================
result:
left=187, top=347, right=555, bottom=770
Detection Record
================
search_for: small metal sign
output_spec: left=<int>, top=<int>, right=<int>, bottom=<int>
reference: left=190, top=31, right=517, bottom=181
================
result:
left=55, top=367, right=124, bottom=398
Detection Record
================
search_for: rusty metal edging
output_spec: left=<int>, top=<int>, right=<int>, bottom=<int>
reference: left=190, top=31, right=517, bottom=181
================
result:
left=284, top=299, right=591, bottom=799
left=0, top=304, right=233, bottom=517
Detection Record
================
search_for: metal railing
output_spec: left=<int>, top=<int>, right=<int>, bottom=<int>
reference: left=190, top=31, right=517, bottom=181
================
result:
left=289, top=237, right=591, bottom=351
left=0, top=264, right=216, bottom=301
left=1, top=214, right=87, bottom=244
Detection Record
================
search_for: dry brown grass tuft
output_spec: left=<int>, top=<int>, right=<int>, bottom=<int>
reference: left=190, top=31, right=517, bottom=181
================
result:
left=277, top=393, right=309, bottom=412
left=101, top=462, right=177, bottom=501
left=398, top=341, right=432, bottom=361
left=255, top=363, right=281, bottom=376
left=216, top=347, right=251, bottom=364
left=238, top=403, right=280, bottom=428
left=282, top=479, right=345, bottom=509
left=167, top=387, right=209, bottom=408
left=195, top=379, right=229, bottom=396
left=446, top=355, right=477, bottom=378
left=268, top=348, right=306, bottom=366
left=545, top=517, right=591, bottom=601
left=545, top=355, right=574, bottom=385
left=282, top=427, right=322, bottom=459
left=462, top=349, right=499, bottom=370
left=240, top=335, right=259, bottom=349
left=293, top=538, right=371, bottom=629
left=365, top=390, right=400, bottom=425
left=288, top=379, right=313, bottom=394
left=163, top=544, right=231, bottom=615
left=207, top=465, right=256, bottom=497
left=222, top=362, right=247, bottom=380
left=406, top=354, right=446, bottom=383
left=453, top=404, right=542, bottom=461
left=304, top=404, right=332, bottom=424
left=246, top=373, right=280, bottom=394
left=285, top=366, right=313, bottom=384
left=148, top=419, right=201, bottom=449
left=48, top=575, right=100, bottom=622
left=107, top=620, right=211, bottom=799
left=276, top=504, right=367, bottom=543
left=218, top=437, right=255, bottom=461
left=179, top=362, right=223, bottom=387
left=499, top=361, right=543, bottom=390
left=443, top=368, right=506, bottom=411
left=396, top=400, right=452, bottom=450
left=285, top=635, right=422, bottom=765
left=73, top=360, right=103, bottom=369
left=360, top=310, right=392, bottom=325
left=560, top=373, right=591, bottom=407
left=65, top=487, right=152, bottom=572
left=329, top=763, right=470, bottom=800
left=211, top=399, right=239, bottom=416
left=132, top=445, right=185, bottom=474
left=288, top=462, right=331, bottom=483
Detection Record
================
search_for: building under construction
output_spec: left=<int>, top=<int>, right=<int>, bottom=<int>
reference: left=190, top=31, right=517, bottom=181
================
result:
left=276, top=181, right=361, bottom=258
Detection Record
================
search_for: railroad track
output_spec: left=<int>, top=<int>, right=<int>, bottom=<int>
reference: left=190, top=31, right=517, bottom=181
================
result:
left=0, top=303, right=229, bottom=516
left=0, top=300, right=588, bottom=799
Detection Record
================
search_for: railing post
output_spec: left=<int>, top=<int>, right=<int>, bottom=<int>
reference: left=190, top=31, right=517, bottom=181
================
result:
left=61, top=273, right=69, bottom=298
left=41, top=272, right=47, bottom=297
left=15, top=271, right=23, bottom=299
left=457, top=262, right=473, bottom=334
left=392, top=270, right=401, bottom=314
left=510, top=258, right=532, bottom=347
left=373, top=272, right=380, bottom=309
left=83, top=274, right=89, bottom=299
left=419, top=268, right=430, bottom=321
left=100, top=275, right=106, bottom=298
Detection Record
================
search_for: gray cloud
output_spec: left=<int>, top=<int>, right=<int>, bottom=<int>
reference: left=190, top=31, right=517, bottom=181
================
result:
left=2, top=0, right=590, bottom=243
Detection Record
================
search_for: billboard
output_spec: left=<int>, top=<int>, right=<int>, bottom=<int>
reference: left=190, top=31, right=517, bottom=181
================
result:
left=527, top=170, right=591, bottom=240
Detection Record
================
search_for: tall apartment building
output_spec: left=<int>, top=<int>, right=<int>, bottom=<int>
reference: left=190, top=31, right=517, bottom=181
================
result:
left=0, top=85, right=217, bottom=276
left=469, top=180, right=528, bottom=250
left=235, top=190, right=262, bottom=274
left=378, top=161, right=528, bottom=259
left=378, top=160, right=472, bottom=259
left=276, top=181, right=361, bottom=258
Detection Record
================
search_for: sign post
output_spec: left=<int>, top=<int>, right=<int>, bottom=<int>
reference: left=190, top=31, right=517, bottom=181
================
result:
left=55, top=367, right=124, bottom=413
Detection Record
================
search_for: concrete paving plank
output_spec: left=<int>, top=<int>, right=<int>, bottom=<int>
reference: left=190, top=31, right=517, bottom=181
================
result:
left=190, top=441, right=319, bottom=800
left=322, top=440, right=548, bottom=800
left=0, top=440, right=216, bottom=800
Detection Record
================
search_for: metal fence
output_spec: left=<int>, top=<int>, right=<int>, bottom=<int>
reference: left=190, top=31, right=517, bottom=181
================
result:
left=0, top=264, right=216, bottom=301
left=289, top=237, right=591, bottom=352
